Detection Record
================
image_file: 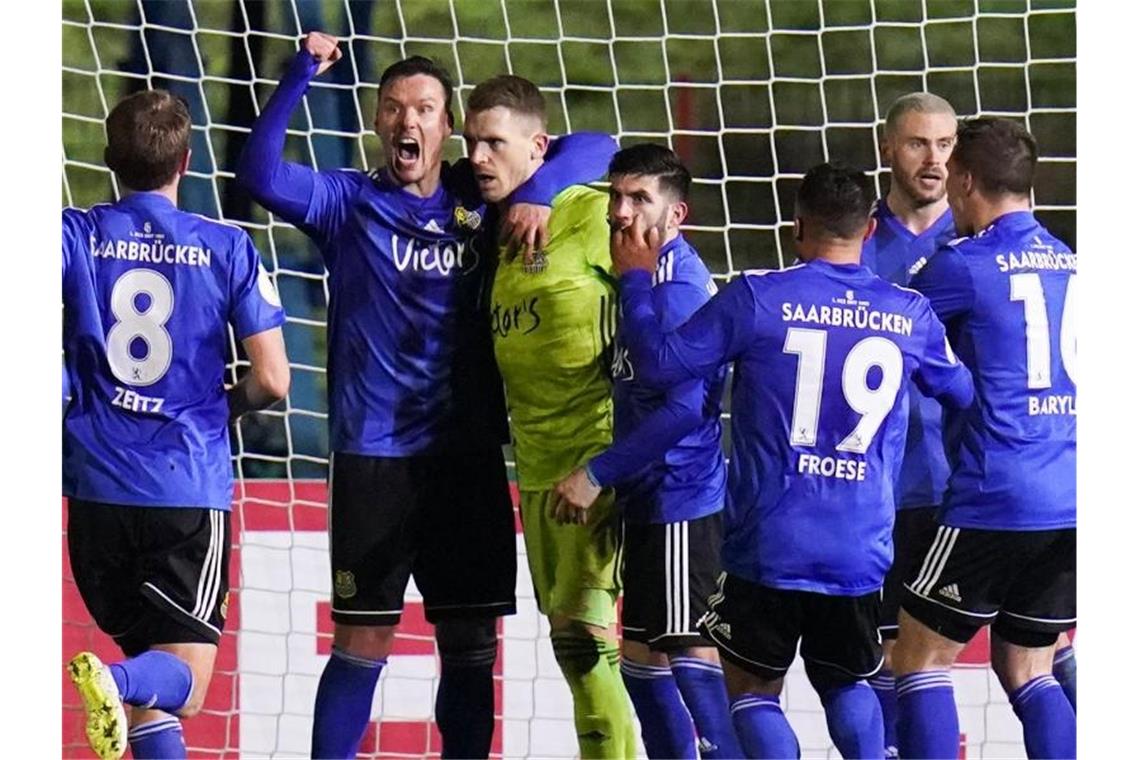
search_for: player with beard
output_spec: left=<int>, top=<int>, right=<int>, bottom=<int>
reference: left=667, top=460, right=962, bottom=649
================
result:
left=554, top=144, right=741, bottom=759
left=237, top=32, right=616, bottom=759
left=861, top=92, right=958, bottom=758
left=608, top=163, right=974, bottom=759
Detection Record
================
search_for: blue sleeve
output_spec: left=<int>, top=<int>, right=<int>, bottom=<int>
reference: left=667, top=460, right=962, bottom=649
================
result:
left=912, top=302, right=974, bottom=410
left=620, top=271, right=757, bottom=389
left=236, top=50, right=322, bottom=228
left=588, top=378, right=705, bottom=487
left=589, top=278, right=715, bottom=485
left=229, top=234, right=287, bottom=340
left=507, top=133, right=619, bottom=205
left=62, top=210, right=77, bottom=276
left=910, top=245, right=975, bottom=322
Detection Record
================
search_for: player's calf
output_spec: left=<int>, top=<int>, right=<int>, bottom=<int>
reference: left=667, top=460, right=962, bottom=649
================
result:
left=893, top=610, right=966, bottom=760
left=1052, top=631, right=1076, bottom=711
left=620, top=640, right=696, bottom=759
left=668, top=647, right=742, bottom=759
left=550, top=616, right=634, bottom=759
left=806, top=662, right=884, bottom=760
left=991, top=630, right=1075, bottom=759
left=720, top=659, right=798, bottom=759
left=435, top=618, right=499, bottom=759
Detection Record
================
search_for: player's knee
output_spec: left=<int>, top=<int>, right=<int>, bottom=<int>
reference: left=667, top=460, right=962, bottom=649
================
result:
left=893, top=611, right=960, bottom=675
left=333, top=623, right=396, bottom=661
left=435, top=618, right=498, bottom=668
left=176, top=694, right=204, bottom=719
left=721, top=658, right=782, bottom=698
left=805, top=661, right=860, bottom=696
left=549, top=621, right=615, bottom=677
left=990, top=627, right=1057, bottom=694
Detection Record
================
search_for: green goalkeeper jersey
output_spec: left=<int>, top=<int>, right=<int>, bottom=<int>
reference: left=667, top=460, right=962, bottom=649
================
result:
left=491, top=184, right=617, bottom=491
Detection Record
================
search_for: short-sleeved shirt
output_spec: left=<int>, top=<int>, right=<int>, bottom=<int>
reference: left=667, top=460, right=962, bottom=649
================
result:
left=491, top=185, right=616, bottom=490
left=910, top=211, right=1075, bottom=531
left=616, top=260, right=974, bottom=595
left=862, top=202, right=957, bottom=510
left=62, top=193, right=285, bottom=510
left=299, top=167, right=506, bottom=456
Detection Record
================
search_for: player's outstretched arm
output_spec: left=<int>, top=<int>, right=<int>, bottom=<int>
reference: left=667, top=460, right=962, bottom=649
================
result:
left=612, top=217, right=753, bottom=388
left=236, top=32, right=343, bottom=226
left=229, top=327, right=290, bottom=422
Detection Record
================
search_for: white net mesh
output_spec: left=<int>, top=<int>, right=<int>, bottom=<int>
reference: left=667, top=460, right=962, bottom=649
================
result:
left=62, top=1, right=1076, bottom=757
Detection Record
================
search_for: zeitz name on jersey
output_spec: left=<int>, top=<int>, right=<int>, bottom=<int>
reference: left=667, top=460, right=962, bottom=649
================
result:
left=112, top=386, right=164, bottom=414
left=995, top=250, right=1077, bottom=272
left=781, top=301, right=913, bottom=337
left=391, top=234, right=479, bottom=276
left=93, top=238, right=212, bottom=267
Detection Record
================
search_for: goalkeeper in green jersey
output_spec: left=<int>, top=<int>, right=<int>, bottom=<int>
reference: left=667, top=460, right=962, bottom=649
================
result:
left=463, top=75, right=635, bottom=759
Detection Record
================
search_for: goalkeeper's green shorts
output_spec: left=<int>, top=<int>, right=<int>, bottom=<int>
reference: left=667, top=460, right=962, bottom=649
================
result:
left=518, top=488, right=622, bottom=629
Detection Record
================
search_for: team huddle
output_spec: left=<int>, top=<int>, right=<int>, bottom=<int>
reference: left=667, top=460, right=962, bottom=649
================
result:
left=62, top=30, right=1076, bottom=760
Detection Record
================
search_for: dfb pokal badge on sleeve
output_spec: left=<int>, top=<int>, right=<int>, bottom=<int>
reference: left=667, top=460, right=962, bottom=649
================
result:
left=334, top=570, right=357, bottom=599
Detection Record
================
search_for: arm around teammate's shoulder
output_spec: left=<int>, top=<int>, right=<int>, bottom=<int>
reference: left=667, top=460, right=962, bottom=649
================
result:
left=507, top=132, right=619, bottom=206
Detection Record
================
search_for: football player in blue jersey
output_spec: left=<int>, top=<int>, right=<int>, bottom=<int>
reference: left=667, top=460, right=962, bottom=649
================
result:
left=862, top=92, right=959, bottom=758
left=609, top=163, right=975, bottom=759
left=64, top=90, right=290, bottom=760
left=237, top=31, right=616, bottom=759
left=554, top=144, right=741, bottom=760
left=895, top=117, right=1076, bottom=760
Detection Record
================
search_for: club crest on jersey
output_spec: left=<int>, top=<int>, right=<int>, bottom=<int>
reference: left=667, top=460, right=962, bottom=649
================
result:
left=334, top=570, right=357, bottom=599
left=454, top=205, right=482, bottom=232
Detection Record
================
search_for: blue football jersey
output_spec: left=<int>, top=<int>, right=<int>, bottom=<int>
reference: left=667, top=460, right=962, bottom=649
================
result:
left=617, top=260, right=974, bottom=595
left=62, top=192, right=286, bottom=509
left=862, top=202, right=957, bottom=510
left=910, top=211, right=1075, bottom=531
left=297, top=166, right=501, bottom=456
left=591, top=235, right=727, bottom=524
left=240, top=50, right=618, bottom=457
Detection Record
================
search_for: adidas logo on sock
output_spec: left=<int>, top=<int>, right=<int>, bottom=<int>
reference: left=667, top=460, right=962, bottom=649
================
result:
left=938, top=583, right=962, bottom=603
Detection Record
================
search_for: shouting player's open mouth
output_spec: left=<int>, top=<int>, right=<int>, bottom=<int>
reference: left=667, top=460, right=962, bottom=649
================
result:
left=392, top=136, right=421, bottom=173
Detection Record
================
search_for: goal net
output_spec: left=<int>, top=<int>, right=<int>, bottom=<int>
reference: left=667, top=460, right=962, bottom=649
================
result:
left=62, top=1, right=1076, bottom=757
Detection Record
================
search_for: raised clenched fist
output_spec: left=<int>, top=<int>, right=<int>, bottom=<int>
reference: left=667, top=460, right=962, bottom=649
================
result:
left=302, top=31, right=342, bottom=76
